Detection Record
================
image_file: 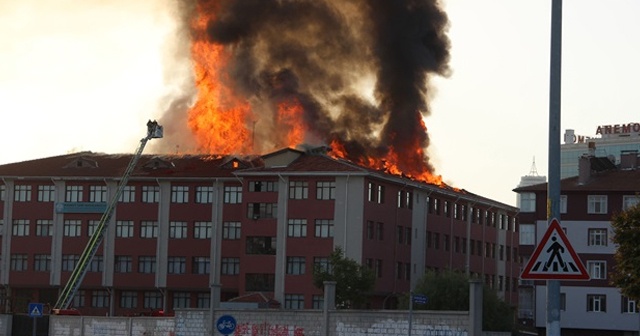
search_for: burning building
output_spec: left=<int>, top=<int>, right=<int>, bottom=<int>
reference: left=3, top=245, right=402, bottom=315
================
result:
left=0, top=147, right=518, bottom=314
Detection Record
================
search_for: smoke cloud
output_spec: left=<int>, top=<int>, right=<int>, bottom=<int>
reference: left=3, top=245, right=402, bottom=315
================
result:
left=159, top=0, right=450, bottom=175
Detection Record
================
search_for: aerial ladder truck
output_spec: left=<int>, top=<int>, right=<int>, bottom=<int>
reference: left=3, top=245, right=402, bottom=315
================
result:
left=52, top=120, right=163, bottom=312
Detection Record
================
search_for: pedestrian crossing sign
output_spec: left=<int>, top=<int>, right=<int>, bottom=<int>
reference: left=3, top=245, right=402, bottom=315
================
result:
left=520, top=218, right=590, bottom=280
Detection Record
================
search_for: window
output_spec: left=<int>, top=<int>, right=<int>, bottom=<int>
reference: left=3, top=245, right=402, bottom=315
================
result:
left=12, top=219, right=29, bottom=236
left=312, top=295, right=324, bottom=310
left=119, top=186, right=135, bottom=203
left=249, top=181, right=278, bottom=192
left=196, top=186, right=213, bottom=204
left=62, top=255, right=79, bottom=272
left=588, top=195, right=608, bottom=214
left=587, top=294, right=606, bottom=312
left=287, top=257, right=306, bottom=275
left=560, top=195, right=568, bottom=214
left=63, top=220, right=81, bottom=237
left=289, top=181, right=308, bottom=199
left=623, top=195, right=640, bottom=210
left=375, top=259, right=383, bottom=278
left=171, top=186, right=189, bottom=203
left=89, top=185, right=107, bottom=202
left=367, top=182, right=375, bottom=202
left=397, top=226, right=404, bottom=244
left=142, top=186, right=159, bottom=203
left=120, top=291, right=137, bottom=308
left=396, top=262, right=404, bottom=280
left=433, top=232, right=440, bottom=249
left=519, top=224, right=535, bottom=245
left=140, top=221, right=158, bottom=238
left=92, top=290, right=109, bottom=308
left=247, top=203, right=277, bottom=219
left=587, top=261, right=607, bottom=279
left=144, top=292, right=162, bottom=309
left=115, top=256, right=132, bottom=273
left=34, top=254, right=51, bottom=272
left=36, top=220, right=53, bottom=237
left=194, top=221, right=212, bottom=239
left=0, top=185, right=4, bottom=201
left=366, top=221, right=374, bottom=240
left=14, top=185, right=31, bottom=202
left=65, top=185, right=83, bottom=202
left=314, top=257, right=331, bottom=273
left=377, top=185, right=385, bottom=204
left=245, top=273, right=275, bottom=291
left=246, top=236, right=277, bottom=255
left=315, top=219, right=333, bottom=238
left=316, top=181, right=335, bottom=200
left=197, top=293, right=210, bottom=309
left=168, top=257, right=186, bottom=274
left=10, top=254, right=28, bottom=271
left=138, top=256, right=156, bottom=273
left=444, top=234, right=450, bottom=251
left=376, top=222, right=384, bottom=240
left=223, top=186, right=242, bottom=204
left=287, top=219, right=307, bottom=238
left=285, top=294, right=304, bottom=309
left=519, top=193, right=535, bottom=212
left=223, top=222, right=241, bottom=240
left=169, top=221, right=188, bottom=239
left=37, top=185, right=55, bottom=202
left=88, top=220, right=99, bottom=237
left=221, top=257, right=239, bottom=275
left=88, top=256, right=104, bottom=272
left=588, top=228, right=608, bottom=246
left=116, top=220, right=134, bottom=238
left=73, top=290, right=86, bottom=308
left=173, top=292, right=190, bottom=309
left=192, top=257, right=210, bottom=274
left=622, top=296, right=638, bottom=313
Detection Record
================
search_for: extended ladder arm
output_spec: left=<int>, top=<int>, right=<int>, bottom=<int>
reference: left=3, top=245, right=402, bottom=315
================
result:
left=53, top=121, right=163, bottom=310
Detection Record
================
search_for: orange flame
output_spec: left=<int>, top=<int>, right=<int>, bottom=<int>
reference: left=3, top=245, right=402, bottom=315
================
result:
left=187, top=2, right=450, bottom=189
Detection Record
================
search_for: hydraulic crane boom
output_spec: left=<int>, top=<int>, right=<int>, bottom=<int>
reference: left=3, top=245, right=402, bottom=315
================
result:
left=53, top=121, right=163, bottom=311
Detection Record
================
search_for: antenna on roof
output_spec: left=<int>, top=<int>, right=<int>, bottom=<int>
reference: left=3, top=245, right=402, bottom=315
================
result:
left=529, top=156, right=539, bottom=176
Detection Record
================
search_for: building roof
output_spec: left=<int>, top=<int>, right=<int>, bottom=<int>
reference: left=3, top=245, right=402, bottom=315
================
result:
left=513, top=168, right=640, bottom=192
left=0, top=148, right=518, bottom=211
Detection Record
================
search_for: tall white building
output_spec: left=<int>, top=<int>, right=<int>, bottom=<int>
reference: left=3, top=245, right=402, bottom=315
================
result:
left=562, top=122, right=640, bottom=178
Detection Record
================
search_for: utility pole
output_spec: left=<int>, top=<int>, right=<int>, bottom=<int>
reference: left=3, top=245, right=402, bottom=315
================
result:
left=547, top=1, right=563, bottom=335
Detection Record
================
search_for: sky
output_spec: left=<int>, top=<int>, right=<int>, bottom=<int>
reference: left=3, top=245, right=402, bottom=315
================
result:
left=0, top=0, right=639, bottom=207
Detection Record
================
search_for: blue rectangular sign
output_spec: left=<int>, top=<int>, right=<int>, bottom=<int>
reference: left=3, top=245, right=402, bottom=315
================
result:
left=55, top=202, right=107, bottom=214
left=28, top=303, right=43, bottom=317
left=412, top=294, right=428, bottom=305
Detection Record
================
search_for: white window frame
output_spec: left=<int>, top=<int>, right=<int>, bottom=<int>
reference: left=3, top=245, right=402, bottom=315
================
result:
left=140, top=221, right=158, bottom=238
left=315, top=219, right=334, bottom=238
left=587, top=260, right=607, bottom=279
left=36, top=220, right=53, bottom=237
left=169, top=221, right=188, bottom=239
left=37, top=185, right=55, bottom=202
left=194, top=221, right=212, bottom=239
left=65, top=185, right=83, bottom=202
left=12, top=219, right=30, bottom=236
left=89, top=185, right=107, bottom=202
left=63, top=220, right=82, bottom=237
left=141, top=186, right=159, bottom=203
left=116, top=220, right=134, bottom=238
left=316, top=181, right=335, bottom=200
left=222, top=222, right=241, bottom=240
left=623, top=195, right=640, bottom=210
left=14, top=185, right=32, bottom=202
left=588, top=228, right=608, bottom=247
left=192, top=256, right=210, bottom=275
left=519, top=224, right=536, bottom=245
left=118, top=186, right=135, bottom=203
left=287, top=219, right=307, bottom=238
left=519, top=193, right=536, bottom=212
left=171, top=186, right=189, bottom=203
left=587, top=294, right=606, bottom=312
left=196, top=186, right=213, bottom=204
left=289, top=181, right=309, bottom=200
left=588, top=195, right=608, bottom=214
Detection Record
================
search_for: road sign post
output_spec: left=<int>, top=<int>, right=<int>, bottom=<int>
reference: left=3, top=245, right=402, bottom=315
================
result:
left=28, top=303, right=43, bottom=336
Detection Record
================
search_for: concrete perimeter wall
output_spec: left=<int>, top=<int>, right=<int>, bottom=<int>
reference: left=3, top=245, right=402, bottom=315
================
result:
left=49, top=309, right=469, bottom=336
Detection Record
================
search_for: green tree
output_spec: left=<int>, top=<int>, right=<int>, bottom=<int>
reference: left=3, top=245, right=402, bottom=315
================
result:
left=404, top=270, right=514, bottom=332
left=312, top=247, right=375, bottom=308
left=611, top=203, right=640, bottom=300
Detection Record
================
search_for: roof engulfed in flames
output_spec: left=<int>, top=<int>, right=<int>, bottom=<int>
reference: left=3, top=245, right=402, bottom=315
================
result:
left=163, top=0, right=451, bottom=187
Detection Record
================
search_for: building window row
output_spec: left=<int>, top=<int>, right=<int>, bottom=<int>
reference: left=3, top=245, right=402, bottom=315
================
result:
left=429, top=197, right=517, bottom=231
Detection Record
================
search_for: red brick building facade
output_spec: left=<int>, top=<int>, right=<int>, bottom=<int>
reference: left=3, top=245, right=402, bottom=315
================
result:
left=0, top=148, right=518, bottom=315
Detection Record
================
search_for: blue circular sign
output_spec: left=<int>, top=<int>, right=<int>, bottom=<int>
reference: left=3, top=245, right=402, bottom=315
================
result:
left=216, top=315, right=236, bottom=335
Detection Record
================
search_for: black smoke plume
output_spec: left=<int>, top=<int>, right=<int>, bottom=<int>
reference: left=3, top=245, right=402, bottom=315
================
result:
left=166, top=0, right=450, bottom=175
